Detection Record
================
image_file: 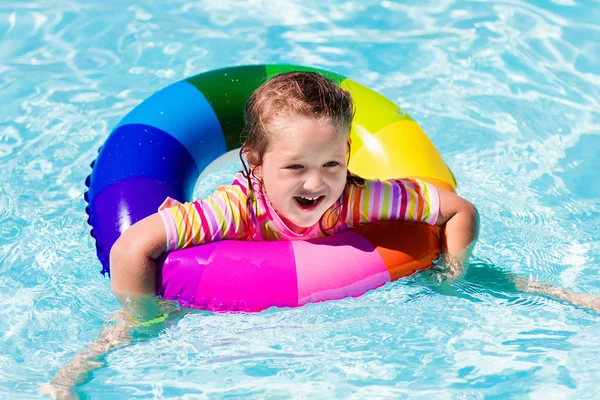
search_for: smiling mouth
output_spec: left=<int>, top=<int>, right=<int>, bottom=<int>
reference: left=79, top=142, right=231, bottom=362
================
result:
left=294, top=195, right=325, bottom=210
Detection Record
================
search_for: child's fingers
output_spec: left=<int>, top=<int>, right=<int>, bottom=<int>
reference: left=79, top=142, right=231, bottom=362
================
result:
left=39, top=383, right=78, bottom=400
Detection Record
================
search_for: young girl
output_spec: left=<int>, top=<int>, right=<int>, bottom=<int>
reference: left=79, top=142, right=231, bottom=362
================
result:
left=45, top=72, right=599, bottom=397
left=109, top=71, right=479, bottom=320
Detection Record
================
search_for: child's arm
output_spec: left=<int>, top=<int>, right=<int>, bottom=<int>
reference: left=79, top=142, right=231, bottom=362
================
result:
left=40, top=310, right=133, bottom=398
left=41, top=303, right=181, bottom=397
left=433, top=187, right=480, bottom=278
left=110, top=187, right=249, bottom=317
left=110, top=213, right=167, bottom=319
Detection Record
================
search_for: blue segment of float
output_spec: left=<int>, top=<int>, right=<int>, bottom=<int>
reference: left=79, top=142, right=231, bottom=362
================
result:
left=88, top=124, right=198, bottom=199
left=116, top=81, right=226, bottom=172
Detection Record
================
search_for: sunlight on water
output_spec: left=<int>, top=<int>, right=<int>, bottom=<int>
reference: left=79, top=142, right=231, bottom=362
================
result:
left=0, top=0, right=599, bottom=398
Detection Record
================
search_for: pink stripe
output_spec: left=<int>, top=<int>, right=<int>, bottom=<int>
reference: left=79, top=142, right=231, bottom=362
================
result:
left=225, top=199, right=237, bottom=236
left=405, top=179, right=419, bottom=221
left=406, top=180, right=419, bottom=220
left=211, top=193, right=235, bottom=239
left=233, top=174, right=248, bottom=196
left=390, top=181, right=399, bottom=219
left=414, top=181, right=426, bottom=221
left=371, top=182, right=381, bottom=220
left=193, top=201, right=212, bottom=244
left=398, top=181, right=408, bottom=219
left=226, top=187, right=251, bottom=237
left=293, top=232, right=390, bottom=305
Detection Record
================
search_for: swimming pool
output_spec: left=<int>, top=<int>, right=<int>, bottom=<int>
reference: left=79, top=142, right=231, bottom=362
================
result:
left=1, top=0, right=599, bottom=398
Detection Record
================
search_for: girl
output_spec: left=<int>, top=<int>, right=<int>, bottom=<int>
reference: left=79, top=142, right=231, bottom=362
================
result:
left=109, top=71, right=479, bottom=320
left=45, top=72, right=599, bottom=397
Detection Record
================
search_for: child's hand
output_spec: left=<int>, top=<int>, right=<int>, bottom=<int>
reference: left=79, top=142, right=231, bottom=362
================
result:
left=39, top=383, right=78, bottom=400
left=515, top=278, right=600, bottom=314
left=433, top=255, right=465, bottom=283
left=40, top=310, right=134, bottom=400
left=434, top=188, right=479, bottom=264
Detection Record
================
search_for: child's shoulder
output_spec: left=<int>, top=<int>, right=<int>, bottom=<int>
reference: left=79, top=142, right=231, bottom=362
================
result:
left=213, top=172, right=251, bottom=199
left=231, top=172, right=251, bottom=194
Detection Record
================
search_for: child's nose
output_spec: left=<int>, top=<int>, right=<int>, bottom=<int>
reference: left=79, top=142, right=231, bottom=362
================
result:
left=304, top=171, right=324, bottom=191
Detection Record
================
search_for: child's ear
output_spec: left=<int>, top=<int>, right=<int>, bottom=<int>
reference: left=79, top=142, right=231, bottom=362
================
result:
left=246, top=150, right=258, bottom=166
left=253, top=165, right=262, bottom=179
left=246, top=151, right=262, bottom=177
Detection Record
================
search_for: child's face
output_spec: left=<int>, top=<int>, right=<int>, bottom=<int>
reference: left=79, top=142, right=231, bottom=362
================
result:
left=255, top=116, right=348, bottom=234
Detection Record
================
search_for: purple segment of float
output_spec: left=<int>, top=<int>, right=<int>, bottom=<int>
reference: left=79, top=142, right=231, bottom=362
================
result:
left=90, top=177, right=182, bottom=274
left=159, top=240, right=299, bottom=312
left=293, top=232, right=391, bottom=305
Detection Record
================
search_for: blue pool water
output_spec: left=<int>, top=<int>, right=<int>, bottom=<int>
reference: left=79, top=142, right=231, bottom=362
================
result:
left=1, top=0, right=600, bottom=398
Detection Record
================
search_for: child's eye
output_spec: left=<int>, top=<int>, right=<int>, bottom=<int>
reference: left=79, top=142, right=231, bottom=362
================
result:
left=285, top=164, right=303, bottom=170
left=324, top=161, right=340, bottom=168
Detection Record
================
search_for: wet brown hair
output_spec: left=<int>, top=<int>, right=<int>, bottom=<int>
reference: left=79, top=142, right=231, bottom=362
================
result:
left=238, top=71, right=364, bottom=234
left=240, top=71, right=353, bottom=168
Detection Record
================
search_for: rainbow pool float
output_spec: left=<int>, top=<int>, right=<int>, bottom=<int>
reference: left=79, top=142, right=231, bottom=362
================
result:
left=85, top=64, right=457, bottom=312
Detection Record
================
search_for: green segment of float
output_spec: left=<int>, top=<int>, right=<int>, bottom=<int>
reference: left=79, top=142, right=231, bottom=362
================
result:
left=265, top=64, right=346, bottom=84
left=186, top=65, right=268, bottom=151
left=185, top=64, right=346, bottom=151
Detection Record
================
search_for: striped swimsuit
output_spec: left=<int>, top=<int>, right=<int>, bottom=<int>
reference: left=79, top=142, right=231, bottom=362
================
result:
left=158, top=172, right=440, bottom=252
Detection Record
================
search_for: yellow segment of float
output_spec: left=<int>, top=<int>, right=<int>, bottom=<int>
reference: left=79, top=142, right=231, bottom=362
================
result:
left=340, top=78, right=412, bottom=158
left=343, top=78, right=457, bottom=192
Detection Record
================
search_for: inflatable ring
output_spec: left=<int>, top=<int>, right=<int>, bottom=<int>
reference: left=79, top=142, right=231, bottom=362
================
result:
left=85, top=64, right=457, bottom=312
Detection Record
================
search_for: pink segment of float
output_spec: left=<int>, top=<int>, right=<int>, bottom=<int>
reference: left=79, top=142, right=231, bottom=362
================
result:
left=159, top=240, right=299, bottom=311
left=293, top=232, right=391, bottom=305
left=195, top=240, right=298, bottom=311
